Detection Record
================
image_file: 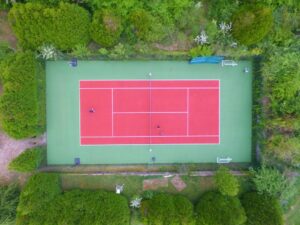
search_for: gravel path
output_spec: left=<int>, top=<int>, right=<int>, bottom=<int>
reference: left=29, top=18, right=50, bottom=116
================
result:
left=0, top=132, right=46, bottom=184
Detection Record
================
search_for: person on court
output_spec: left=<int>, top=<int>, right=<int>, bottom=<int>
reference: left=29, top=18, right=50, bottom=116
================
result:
left=89, top=108, right=96, bottom=113
left=157, top=125, right=163, bottom=136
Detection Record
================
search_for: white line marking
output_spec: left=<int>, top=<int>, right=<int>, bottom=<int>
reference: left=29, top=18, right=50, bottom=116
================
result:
left=80, top=87, right=219, bottom=90
left=218, top=80, right=221, bottom=144
left=113, top=111, right=188, bottom=114
left=80, top=79, right=220, bottom=81
left=81, top=135, right=219, bottom=138
left=187, top=88, right=189, bottom=135
left=79, top=81, right=81, bottom=145
left=112, top=89, right=114, bottom=136
left=80, top=143, right=220, bottom=146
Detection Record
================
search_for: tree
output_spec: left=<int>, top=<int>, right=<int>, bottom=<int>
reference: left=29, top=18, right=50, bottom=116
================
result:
left=241, top=192, right=283, bottom=225
left=90, top=9, right=123, bottom=48
left=195, top=191, right=246, bottom=225
left=9, top=3, right=90, bottom=50
left=232, top=5, right=273, bottom=45
left=141, top=193, right=194, bottom=225
left=250, top=166, right=287, bottom=197
left=214, top=166, right=239, bottom=196
left=128, top=9, right=165, bottom=43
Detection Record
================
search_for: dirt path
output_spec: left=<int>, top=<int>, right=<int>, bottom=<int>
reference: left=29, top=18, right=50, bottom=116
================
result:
left=0, top=132, right=46, bottom=184
left=0, top=10, right=17, bottom=48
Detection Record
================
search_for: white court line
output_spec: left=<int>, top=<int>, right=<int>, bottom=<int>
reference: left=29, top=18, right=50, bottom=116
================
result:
left=113, top=111, right=188, bottom=114
left=112, top=89, right=114, bottom=136
left=80, top=87, right=219, bottom=90
left=81, top=135, right=219, bottom=138
left=80, top=79, right=220, bottom=81
left=218, top=80, right=221, bottom=144
left=187, top=88, right=189, bottom=136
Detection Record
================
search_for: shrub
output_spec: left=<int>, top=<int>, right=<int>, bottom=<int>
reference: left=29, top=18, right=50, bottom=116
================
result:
left=57, top=190, right=130, bottom=225
left=207, top=0, right=239, bottom=21
left=16, top=173, right=61, bottom=225
left=0, top=51, right=45, bottom=139
left=195, top=191, right=246, bottom=225
left=262, top=51, right=300, bottom=116
left=9, top=3, right=90, bottom=50
left=214, top=166, right=239, bottom=197
left=71, top=44, right=92, bottom=58
left=189, top=45, right=213, bottom=57
left=141, top=193, right=194, bottom=225
left=174, top=195, right=194, bottom=225
left=0, top=183, right=20, bottom=223
left=232, top=5, right=273, bottom=45
left=16, top=173, right=130, bottom=225
left=129, top=9, right=165, bottom=43
left=25, top=0, right=70, bottom=6
left=9, top=147, right=46, bottom=172
left=0, top=41, right=13, bottom=62
left=241, top=192, right=283, bottom=225
left=250, top=166, right=287, bottom=198
left=266, top=135, right=300, bottom=167
left=90, top=9, right=123, bottom=48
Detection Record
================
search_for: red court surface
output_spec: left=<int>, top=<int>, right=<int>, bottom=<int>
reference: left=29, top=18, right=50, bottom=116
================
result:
left=80, top=80, right=220, bottom=145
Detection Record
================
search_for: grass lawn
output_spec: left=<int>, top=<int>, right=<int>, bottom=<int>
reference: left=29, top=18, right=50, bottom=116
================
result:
left=284, top=177, right=300, bottom=225
left=61, top=174, right=251, bottom=203
left=285, top=197, right=300, bottom=225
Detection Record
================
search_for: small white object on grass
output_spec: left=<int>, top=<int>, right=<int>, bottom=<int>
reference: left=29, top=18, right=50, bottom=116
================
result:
left=130, top=197, right=143, bottom=208
left=115, top=184, right=124, bottom=194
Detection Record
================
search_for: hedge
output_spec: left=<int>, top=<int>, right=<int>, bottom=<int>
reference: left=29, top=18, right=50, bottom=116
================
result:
left=90, top=9, right=123, bottom=48
left=241, top=192, right=283, bottom=225
left=195, top=191, right=246, bottom=225
left=232, top=5, right=273, bottom=46
left=16, top=173, right=130, bottom=225
left=0, top=51, right=45, bottom=139
left=9, top=147, right=46, bottom=172
left=16, top=173, right=61, bottom=225
left=55, top=190, right=130, bottom=225
left=9, top=3, right=90, bottom=50
left=141, top=193, right=194, bottom=225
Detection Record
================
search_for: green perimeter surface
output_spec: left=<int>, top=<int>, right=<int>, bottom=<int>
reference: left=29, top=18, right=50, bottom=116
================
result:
left=46, top=61, right=252, bottom=165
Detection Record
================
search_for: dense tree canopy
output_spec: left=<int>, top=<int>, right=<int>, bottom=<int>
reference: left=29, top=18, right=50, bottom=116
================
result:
left=141, top=193, right=194, bottom=225
left=241, top=192, right=283, bottom=225
left=9, top=3, right=90, bottom=50
left=195, top=191, right=246, bottom=225
left=232, top=5, right=273, bottom=46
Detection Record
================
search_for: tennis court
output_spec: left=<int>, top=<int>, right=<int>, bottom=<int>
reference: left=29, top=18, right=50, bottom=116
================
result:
left=80, top=80, right=220, bottom=145
left=46, top=61, right=252, bottom=165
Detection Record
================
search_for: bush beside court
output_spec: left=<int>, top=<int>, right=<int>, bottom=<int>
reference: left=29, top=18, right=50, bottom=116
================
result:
left=0, top=51, right=45, bottom=139
left=9, top=147, right=46, bottom=172
left=195, top=191, right=246, bottom=225
left=232, top=5, right=273, bottom=46
left=214, top=166, right=240, bottom=197
left=16, top=173, right=130, bottom=225
left=8, top=3, right=90, bottom=50
left=90, top=9, right=123, bottom=48
left=141, top=193, right=194, bottom=225
left=241, top=192, right=283, bottom=225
